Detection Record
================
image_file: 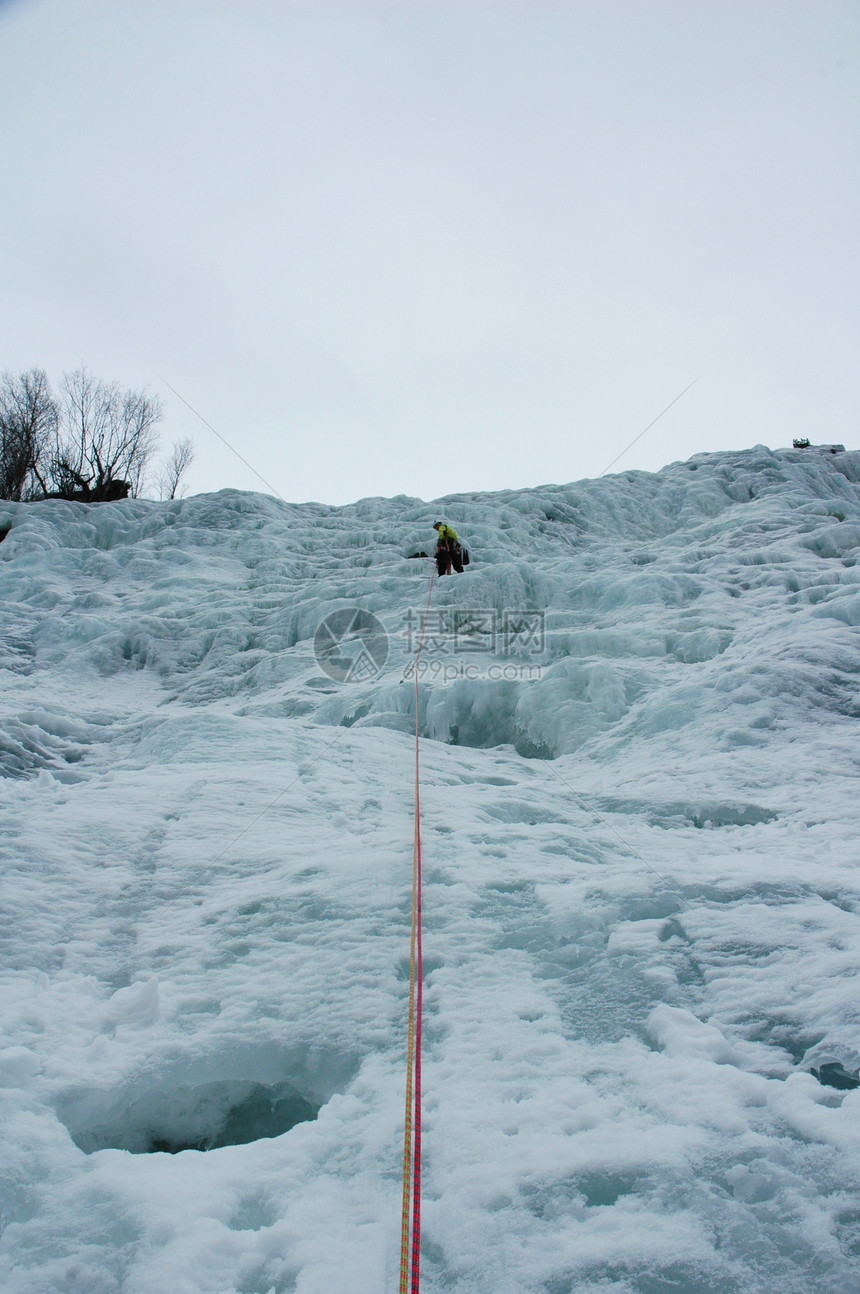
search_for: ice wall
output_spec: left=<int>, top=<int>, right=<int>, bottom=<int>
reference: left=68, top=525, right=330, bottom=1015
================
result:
left=1, top=446, right=859, bottom=1293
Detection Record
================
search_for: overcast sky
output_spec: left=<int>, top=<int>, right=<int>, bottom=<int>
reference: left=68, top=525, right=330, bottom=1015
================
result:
left=1, top=0, right=857, bottom=504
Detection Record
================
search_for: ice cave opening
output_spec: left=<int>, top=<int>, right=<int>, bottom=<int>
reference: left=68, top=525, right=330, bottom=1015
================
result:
left=60, top=1078, right=321, bottom=1154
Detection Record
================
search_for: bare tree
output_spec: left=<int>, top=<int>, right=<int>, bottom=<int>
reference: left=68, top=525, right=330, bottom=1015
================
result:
left=157, top=437, right=195, bottom=500
left=0, top=369, right=57, bottom=500
left=52, top=368, right=163, bottom=500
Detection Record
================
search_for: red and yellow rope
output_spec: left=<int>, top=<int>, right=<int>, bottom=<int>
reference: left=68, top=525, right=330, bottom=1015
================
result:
left=399, top=568, right=435, bottom=1293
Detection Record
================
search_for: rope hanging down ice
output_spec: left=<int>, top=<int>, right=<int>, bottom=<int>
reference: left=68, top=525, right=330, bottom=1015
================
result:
left=399, top=567, right=436, bottom=1294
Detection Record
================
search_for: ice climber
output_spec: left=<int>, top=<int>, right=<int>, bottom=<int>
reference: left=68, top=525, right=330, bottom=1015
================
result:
left=433, top=521, right=464, bottom=577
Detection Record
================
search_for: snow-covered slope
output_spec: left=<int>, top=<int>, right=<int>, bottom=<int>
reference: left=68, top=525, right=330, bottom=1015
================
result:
left=1, top=445, right=859, bottom=1293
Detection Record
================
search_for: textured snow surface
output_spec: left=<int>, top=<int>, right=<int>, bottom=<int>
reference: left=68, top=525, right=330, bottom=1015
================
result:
left=1, top=445, right=860, bottom=1293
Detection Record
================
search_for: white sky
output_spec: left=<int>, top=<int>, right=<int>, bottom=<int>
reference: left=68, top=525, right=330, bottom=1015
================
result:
left=1, top=0, right=858, bottom=504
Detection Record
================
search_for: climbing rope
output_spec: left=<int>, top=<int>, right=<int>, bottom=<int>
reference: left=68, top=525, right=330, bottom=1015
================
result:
left=399, top=566, right=436, bottom=1293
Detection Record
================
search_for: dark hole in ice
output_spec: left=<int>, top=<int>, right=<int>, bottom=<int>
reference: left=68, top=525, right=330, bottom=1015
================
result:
left=149, top=1081, right=318, bottom=1153
left=63, top=1079, right=321, bottom=1154
left=811, top=1062, right=860, bottom=1091
left=576, top=1173, right=640, bottom=1208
